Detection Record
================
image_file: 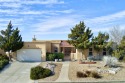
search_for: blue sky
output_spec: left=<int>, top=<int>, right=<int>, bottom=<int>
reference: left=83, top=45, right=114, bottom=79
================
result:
left=0, top=0, right=125, bottom=41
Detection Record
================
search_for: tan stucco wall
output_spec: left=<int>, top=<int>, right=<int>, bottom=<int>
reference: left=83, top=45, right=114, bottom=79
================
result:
left=76, top=47, right=109, bottom=60
left=46, top=42, right=51, bottom=53
left=51, top=43, right=60, bottom=53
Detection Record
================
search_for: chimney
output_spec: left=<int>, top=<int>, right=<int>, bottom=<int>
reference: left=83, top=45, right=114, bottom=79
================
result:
left=32, top=35, right=36, bottom=41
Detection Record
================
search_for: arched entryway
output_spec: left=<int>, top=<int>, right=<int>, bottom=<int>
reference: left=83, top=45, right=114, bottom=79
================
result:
left=60, top=40, right=75, bottom=61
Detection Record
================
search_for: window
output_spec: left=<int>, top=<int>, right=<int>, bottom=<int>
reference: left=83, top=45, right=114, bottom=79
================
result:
left=54, top=47, right=58, bottom=52
left=89, top=48, right=93, bottom=56
left=103, top=48, right=106, bottom=55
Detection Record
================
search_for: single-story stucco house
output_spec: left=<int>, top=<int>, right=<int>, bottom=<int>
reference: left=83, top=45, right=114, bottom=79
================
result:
left=0, top=38, right=116, bottom=62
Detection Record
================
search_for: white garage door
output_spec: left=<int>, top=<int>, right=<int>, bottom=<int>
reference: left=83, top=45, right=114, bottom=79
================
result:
left=17, top=49, right=42, bottom=62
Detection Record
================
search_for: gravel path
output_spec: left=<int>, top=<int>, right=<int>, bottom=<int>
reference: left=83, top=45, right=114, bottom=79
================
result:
left=68, top=61, right=125, bottom=82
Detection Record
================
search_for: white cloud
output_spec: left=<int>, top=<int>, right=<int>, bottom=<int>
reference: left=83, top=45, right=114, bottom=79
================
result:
left=34, top=31, right=70, bottom=35
left=0, top=0, right=64, bottom=5
left=86, top=10, right=125, bottom=24
left=0, top=0, right=19, bottom=2
left=90, top=24, right=125, bottom=36
left=0, top=8, right=46, bottom=15
left=91, top=27, right=109, bottom=33
left=20, top=11, right=44, bottom=15
left=0, top=8, right=73, bottom=15
left=55, top=9, right=74, bottom=14
left=22, top=0, right=64, bottom=5
left=33, top=16, right=78, bottom=32
left=0, top=3, right=21, bottom=8
left=0, top=9, right=18, bottom=14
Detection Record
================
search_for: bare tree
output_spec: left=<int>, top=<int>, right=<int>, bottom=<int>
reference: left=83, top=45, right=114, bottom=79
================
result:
left=109, top=25, right=125, bottom=44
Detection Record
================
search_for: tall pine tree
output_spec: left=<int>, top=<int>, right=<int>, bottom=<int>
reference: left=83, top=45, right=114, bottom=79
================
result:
left=92, top=32, right=111, bottom=55
left=0, top=21, right=23, bottom=52
left=68, top=21, right=93, bottom=59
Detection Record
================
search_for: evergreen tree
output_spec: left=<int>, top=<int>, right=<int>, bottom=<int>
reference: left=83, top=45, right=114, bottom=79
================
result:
left=112, top=36, right=125, bottom=61
left=119, top=36, right=125, bottom=50
left=0, top=21, right=23, bottom=52
left=92, top=32, right=111, bottom=55
left=68, top=21, right=93, bottom=59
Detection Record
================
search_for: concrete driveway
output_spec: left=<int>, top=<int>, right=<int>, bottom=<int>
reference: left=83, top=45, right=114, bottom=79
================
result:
left=0, top=61, right=40, bottom=83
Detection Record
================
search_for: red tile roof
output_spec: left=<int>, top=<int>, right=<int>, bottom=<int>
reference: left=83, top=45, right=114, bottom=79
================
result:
left=60, top=40, right=74, bottom=47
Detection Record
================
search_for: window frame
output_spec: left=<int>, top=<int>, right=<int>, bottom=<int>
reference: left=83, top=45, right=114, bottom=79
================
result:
left=54, top=47, right=58, bottom=53
left=103, top=48, right=106, bottom=55
left=89, top=48, right=93, bottom=56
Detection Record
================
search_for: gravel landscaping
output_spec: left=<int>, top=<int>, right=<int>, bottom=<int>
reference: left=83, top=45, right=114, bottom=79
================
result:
left=38, top=62, right=62, bottom=82
left=68, top=61, right=125, bottom=82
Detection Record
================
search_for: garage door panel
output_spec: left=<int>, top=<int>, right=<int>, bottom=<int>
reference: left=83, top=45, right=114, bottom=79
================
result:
left=17, top=49, right=41, bottom=62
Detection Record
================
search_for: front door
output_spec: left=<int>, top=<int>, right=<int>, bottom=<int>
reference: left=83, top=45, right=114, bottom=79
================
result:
left=64, top=47, right=71, bottom=61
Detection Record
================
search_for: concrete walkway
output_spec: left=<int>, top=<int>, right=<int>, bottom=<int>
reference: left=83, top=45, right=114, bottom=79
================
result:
left=56, top=62, right=71, bottom=82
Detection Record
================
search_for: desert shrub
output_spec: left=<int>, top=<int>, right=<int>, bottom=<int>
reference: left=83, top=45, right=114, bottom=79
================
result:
left=77, top=70, right=101, bottom=79
left=90, top=71, right=101, bottom=79
left=77, top=71, right=87, bottom=78
left=82, top=73, right=87, bottom=77
left=103, top=56, right=118, bottom=67
left=30, top=66, right=51, bottom=80
left=85, top=70, right=91, bottom=77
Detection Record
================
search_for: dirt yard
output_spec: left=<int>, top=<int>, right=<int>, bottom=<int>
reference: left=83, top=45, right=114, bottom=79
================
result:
left=68, top=61, right=125, bottom=82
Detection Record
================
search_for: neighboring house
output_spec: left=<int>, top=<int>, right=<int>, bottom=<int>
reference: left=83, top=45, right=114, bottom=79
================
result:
left=0, top=49, right=4, bottom=55
left=0, top=39, right=116, bottom=62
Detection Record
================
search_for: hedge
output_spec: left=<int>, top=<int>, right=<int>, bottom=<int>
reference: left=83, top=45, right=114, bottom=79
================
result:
left=30, top=66, right=51, bottom=80
left=46, top=52, right=64, bottom=61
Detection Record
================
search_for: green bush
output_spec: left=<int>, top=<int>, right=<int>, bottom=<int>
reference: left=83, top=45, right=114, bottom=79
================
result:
left=0, top=55, right=9, bottom=70
left=46, top=52, right=51, bottom=61
left=49, top=54, right=56, bottom=61
left=0, top=55, right=9, bottom=61
left=46, top=52, right=64, bottom=61
left=0, top=61, right=4, bottom=70
left=1, top=59, right=9, bottom=65
left=56, top=52, right=64, bottom=60
left=30, top=66, right=51, bottom=80
left=0, top=60, right=9, bottom=70
left=42, top=68, right=52, bottom=77
left=46, top=53, right=56, bottom=61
